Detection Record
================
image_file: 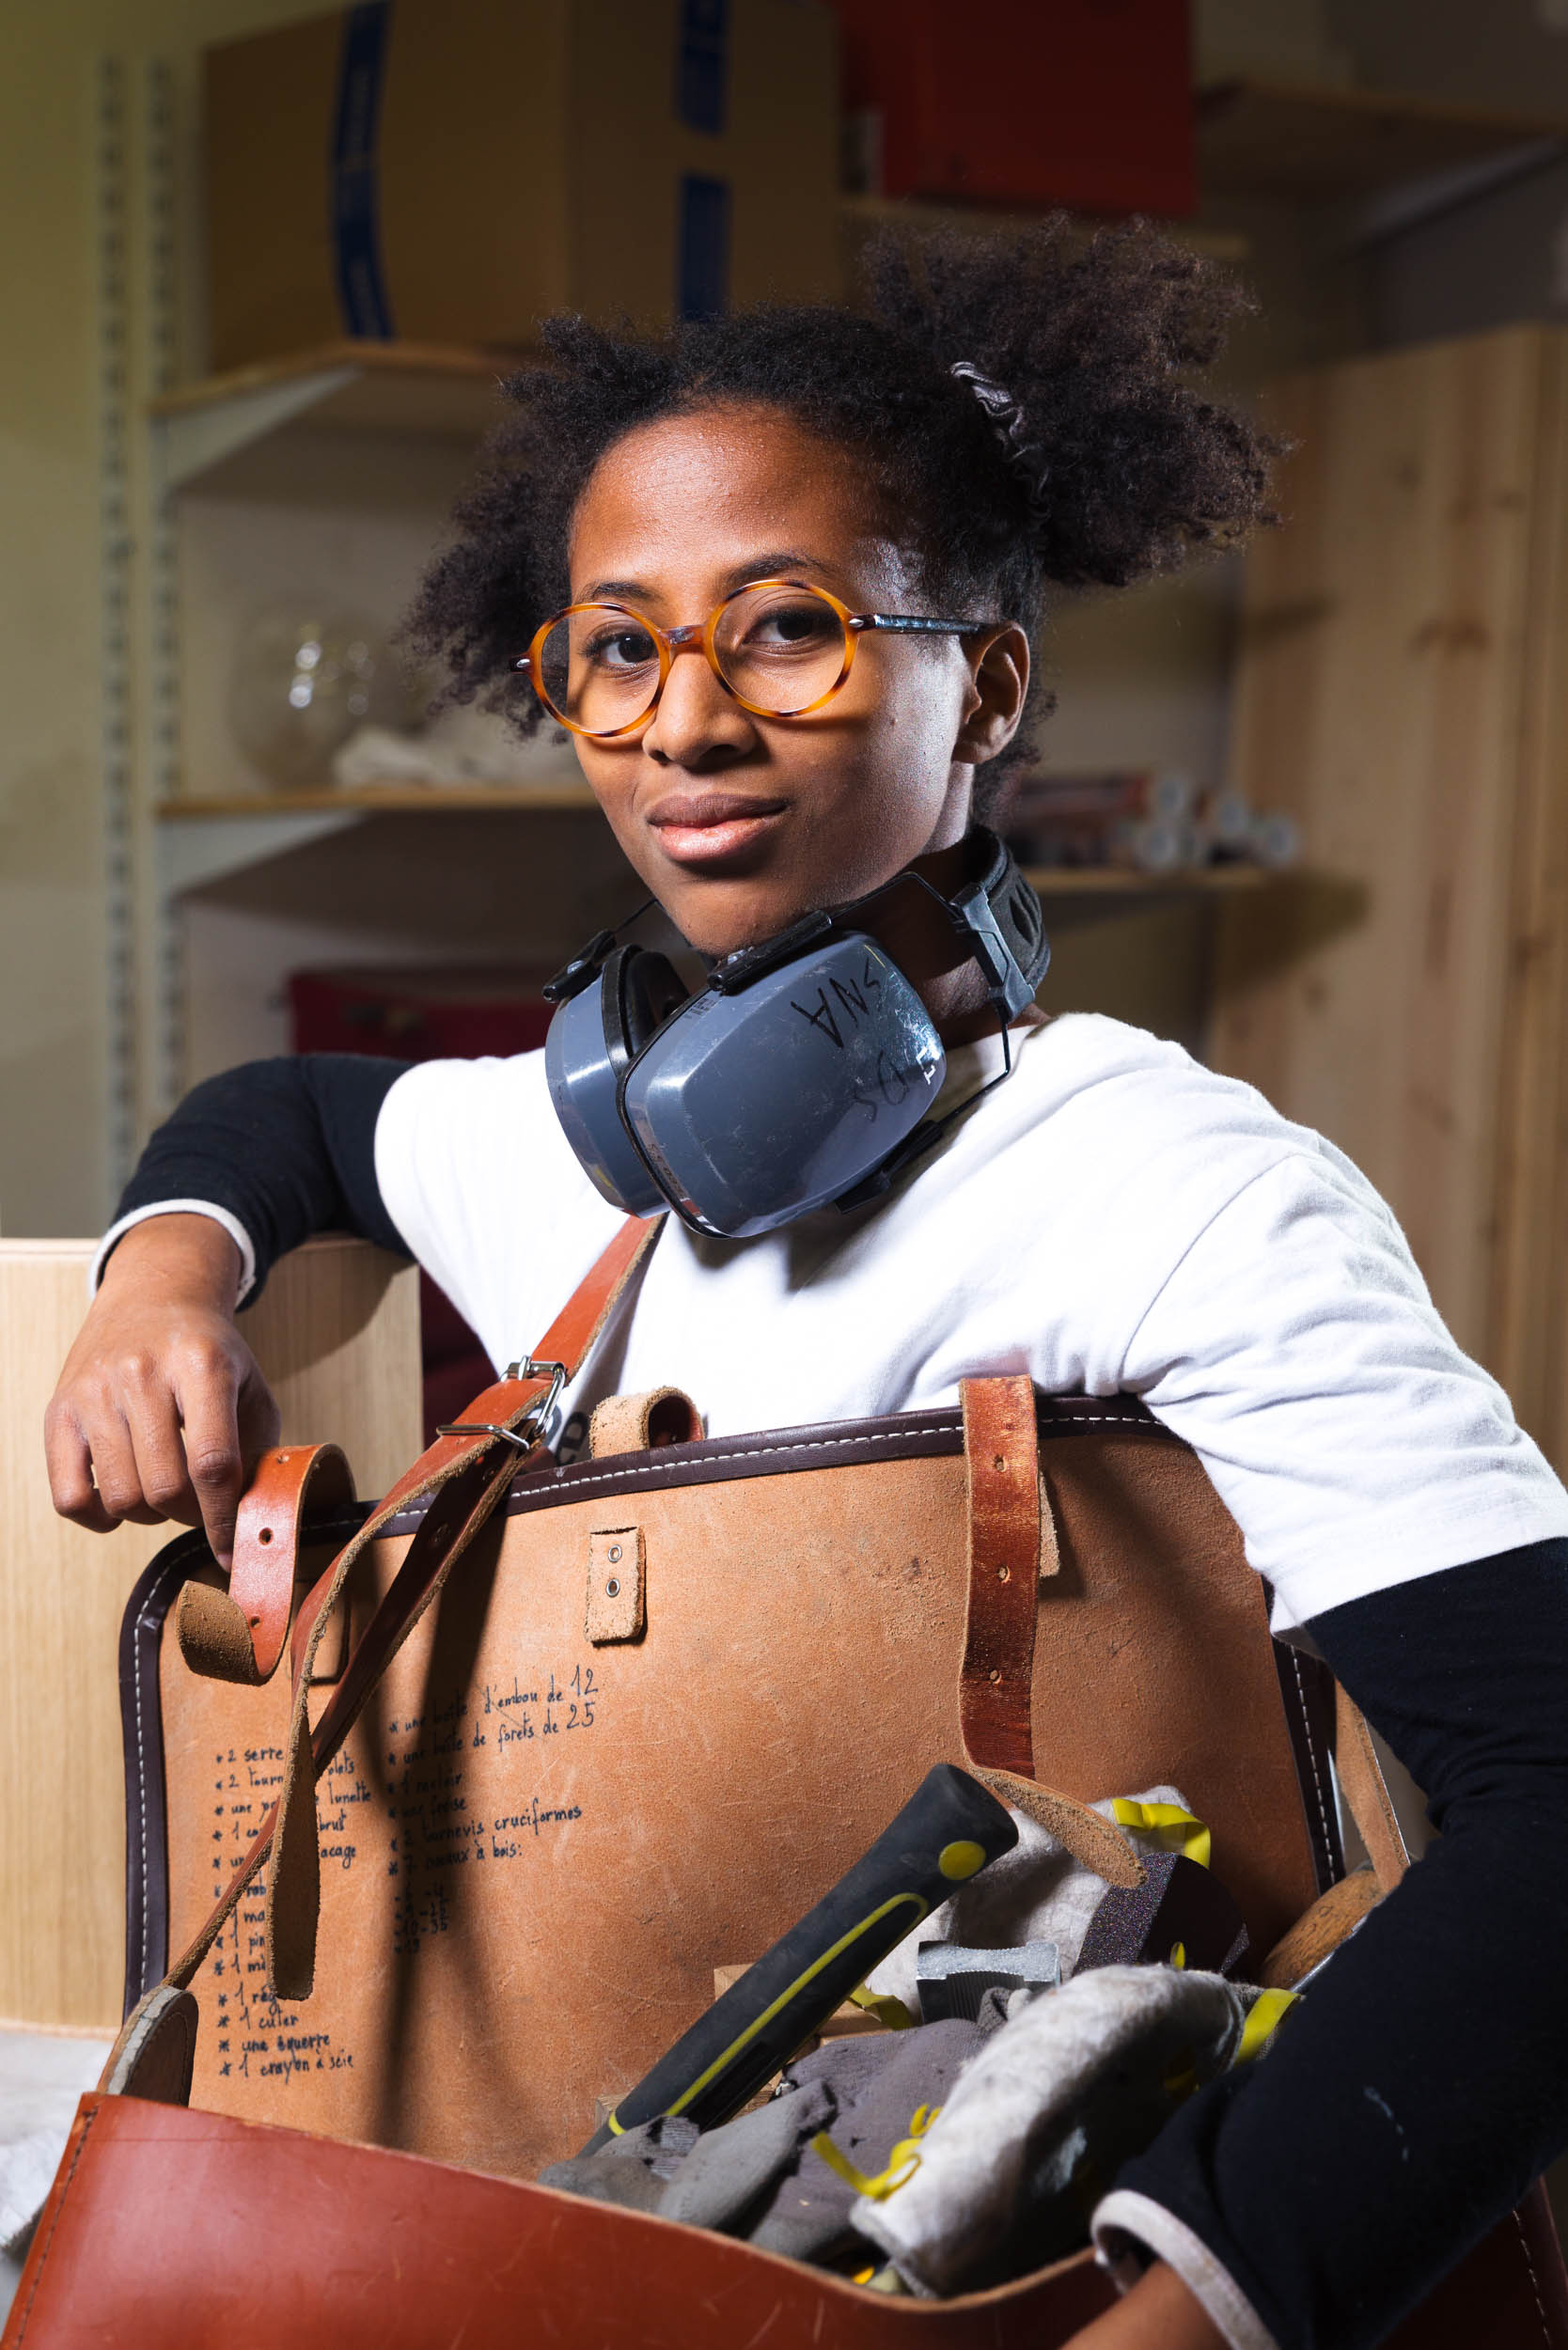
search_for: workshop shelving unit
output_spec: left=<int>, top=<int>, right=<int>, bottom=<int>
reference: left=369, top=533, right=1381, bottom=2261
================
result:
left=133, top=81, right=1568, bottom=1163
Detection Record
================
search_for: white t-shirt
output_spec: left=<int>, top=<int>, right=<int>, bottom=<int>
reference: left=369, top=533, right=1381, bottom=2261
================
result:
left=372, top=1012, right=1568, bottom=1634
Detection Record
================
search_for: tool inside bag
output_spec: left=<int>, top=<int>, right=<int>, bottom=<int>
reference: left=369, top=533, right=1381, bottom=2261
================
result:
left=20, top=1216, right=1555, bottom=2350
left=540, top=1758, right=1300, bottom=2301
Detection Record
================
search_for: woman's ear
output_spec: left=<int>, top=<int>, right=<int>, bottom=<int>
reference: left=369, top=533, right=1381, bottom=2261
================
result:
left=953, top=623, right=1030, bottom=767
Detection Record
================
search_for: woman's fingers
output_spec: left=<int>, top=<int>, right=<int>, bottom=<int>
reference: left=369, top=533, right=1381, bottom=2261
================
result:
left=172, top=1340, right=258, bottom=1565
left=45, top=1283, right=277, bottom=1570
left=43, top=1398, right=120, bottom=1534
left=46, top=1382, right=168, bottom=1531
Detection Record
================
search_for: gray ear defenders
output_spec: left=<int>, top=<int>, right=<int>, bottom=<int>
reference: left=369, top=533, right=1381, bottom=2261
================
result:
left=542, top=829, right=1050, bottom=1240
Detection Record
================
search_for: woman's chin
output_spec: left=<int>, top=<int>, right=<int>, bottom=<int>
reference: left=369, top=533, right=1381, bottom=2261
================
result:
left=654, top=873, right=821, bottom=960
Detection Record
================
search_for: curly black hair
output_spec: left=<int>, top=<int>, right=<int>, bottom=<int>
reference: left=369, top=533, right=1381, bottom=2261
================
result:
left=405, top=216, right=1273, bottom=796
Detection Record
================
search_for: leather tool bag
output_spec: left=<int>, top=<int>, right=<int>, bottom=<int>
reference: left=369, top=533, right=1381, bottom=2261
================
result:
left=9, top=1219, right=1568, bottom=2350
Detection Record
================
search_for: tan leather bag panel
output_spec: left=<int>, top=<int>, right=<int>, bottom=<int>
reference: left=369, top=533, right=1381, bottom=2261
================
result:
left=159, top=1428, right=1318, bottom=2180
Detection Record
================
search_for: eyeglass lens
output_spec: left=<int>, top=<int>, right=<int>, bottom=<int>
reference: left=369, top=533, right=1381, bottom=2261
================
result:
left=537, top=582, right=850, bottom=732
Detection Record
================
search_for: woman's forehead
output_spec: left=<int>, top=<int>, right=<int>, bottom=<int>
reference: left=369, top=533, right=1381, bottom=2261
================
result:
left=567, top=403, right=913, bottom=606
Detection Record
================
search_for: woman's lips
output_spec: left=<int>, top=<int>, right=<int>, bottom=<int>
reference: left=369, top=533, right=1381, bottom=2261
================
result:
left=647, top=791, right=788, bottom=867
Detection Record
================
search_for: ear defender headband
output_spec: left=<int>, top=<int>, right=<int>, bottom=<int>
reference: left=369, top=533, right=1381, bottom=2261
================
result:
left=542, top=829, right=1049, bottom=1240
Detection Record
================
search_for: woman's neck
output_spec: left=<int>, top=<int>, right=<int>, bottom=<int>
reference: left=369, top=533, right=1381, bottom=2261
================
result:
left=857, top=840, right=1011, bottom=1047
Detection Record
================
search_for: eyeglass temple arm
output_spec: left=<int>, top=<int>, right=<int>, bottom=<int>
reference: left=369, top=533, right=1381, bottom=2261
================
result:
left=852, top=616, right=984, bottom=636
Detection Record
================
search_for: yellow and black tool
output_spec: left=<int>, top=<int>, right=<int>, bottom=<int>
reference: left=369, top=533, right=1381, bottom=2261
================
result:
left=578, top=1763, right=1017, bottom=2154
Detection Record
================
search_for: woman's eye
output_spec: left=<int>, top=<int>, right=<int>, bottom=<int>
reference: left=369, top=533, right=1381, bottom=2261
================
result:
left=746, top=602, right=836, bottom=650
left=584, top=628, right=657, bottom=669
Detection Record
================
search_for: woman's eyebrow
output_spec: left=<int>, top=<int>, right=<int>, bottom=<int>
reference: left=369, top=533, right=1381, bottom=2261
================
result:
left=720, top=551, right=834, bottom=588
left=573, top=553, right=837, bottom=604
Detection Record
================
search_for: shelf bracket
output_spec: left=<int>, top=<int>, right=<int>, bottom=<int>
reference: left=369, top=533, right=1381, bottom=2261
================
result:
left=157, top=808, right=365, bottom=896
left=154, top=366, right=361, bottom=494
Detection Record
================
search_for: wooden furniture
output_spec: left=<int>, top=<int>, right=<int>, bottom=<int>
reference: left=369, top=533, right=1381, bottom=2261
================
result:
left=1211, top=324, right=1568, bottom=1470
left=0, top=1237, right=420, bottom=2032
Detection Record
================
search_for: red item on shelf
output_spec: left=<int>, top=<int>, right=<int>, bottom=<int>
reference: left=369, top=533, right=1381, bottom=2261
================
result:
left=828, top=0, right=1194, bottom=217
left=289, top=967, right=557, bottom=1440
left=287, top=967, right=555, bottom=1064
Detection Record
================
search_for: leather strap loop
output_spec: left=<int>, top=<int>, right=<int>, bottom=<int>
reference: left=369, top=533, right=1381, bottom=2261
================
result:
left=588, top=1386, right=702, bottom=1459
left=176, top=1443, right=355, bottom=1685
left=959, top=1375, right=1042, bottom=1778
left=958, top=1379, right=1145, bottom=1888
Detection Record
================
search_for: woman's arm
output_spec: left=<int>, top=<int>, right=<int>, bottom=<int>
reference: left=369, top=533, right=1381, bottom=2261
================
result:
left=46, top=1053, right=412, bottom=1562
left=1092, top=1539, right=1568, bottom=2350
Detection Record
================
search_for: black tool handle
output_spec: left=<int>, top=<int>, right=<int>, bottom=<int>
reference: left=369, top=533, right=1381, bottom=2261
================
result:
left=579, top=1762, right=1017, bottom=2154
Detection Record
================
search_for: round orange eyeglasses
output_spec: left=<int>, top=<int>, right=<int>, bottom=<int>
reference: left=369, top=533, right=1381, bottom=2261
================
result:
left=513, top=579, right=983, bottom=740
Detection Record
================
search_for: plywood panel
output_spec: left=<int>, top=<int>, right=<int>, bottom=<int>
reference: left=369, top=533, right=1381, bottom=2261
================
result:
left=1211, top=328, right=1551, bottom=1361
left=0, top=1237, right=419, bottom=2030
left=1492, top=337, right=1568, bottom=1466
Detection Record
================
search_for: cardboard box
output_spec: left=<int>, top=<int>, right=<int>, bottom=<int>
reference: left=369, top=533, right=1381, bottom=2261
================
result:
left=828, top=0, right=1194, bottom=216
left=205, top=0, right=840, bottom=373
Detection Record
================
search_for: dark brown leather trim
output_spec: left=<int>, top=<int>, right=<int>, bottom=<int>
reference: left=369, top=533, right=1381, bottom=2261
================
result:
left=442, top=1394, right=1171, bottom=1533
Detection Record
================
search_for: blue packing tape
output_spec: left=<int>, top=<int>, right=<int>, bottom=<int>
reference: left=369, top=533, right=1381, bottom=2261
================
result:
left=331, top=0, right=397, bottom=340
left=677, top=172, right=730, bottom=321
left=677, top=0, right=729, bottom=135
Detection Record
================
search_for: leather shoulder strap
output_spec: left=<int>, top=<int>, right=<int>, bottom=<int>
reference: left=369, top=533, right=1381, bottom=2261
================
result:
left=103, top=1214, right=661, bottom=2086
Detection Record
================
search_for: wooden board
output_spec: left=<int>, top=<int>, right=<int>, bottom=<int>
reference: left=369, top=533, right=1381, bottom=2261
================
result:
left=0, top=1236, right=420, bottom=2031
left=1210, top=327, right=1568, bottom=1465
left=1197, top=79, right=1568, bottom=204
left=1491, top=336, right=1568, bottom=1469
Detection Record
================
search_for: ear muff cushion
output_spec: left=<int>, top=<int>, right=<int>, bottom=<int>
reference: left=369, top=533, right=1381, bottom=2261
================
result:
left=998, top=870, right=1049, bottom=987
left=602, top=945, right=690, bottom=1073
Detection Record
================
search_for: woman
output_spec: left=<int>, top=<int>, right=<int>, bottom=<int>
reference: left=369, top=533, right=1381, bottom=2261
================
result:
left=47, top=224, right=1568, bottom=2350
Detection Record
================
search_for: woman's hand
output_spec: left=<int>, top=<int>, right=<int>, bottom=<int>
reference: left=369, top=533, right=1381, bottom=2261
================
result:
left=1063, top=2261, right=1230, bottom=2350
left=45, top=1214, right=280, bottom=1566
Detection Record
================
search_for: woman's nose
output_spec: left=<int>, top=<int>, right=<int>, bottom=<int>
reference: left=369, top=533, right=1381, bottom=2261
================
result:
left=641, top=642, right=758, bottom=766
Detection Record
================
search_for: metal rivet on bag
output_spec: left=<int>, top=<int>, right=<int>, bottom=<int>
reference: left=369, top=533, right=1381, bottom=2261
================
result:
left=996, top=1564, right=1010, bottom=1580
left=605, top=1578, right=620, bottom=1598
left=988, top=1668, right=1002, bottom=1683
left=607, top=1543, right=622, bottom=1563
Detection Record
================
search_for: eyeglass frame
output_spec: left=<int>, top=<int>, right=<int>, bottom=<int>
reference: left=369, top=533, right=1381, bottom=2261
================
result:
left=511, top=577, right=989, bottom=739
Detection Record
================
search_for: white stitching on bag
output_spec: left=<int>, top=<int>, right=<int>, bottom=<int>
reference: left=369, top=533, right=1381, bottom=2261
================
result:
left=513, top=1414, right=1157, bottom=1499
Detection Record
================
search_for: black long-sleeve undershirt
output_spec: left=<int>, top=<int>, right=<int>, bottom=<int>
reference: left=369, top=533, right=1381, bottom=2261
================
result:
left=112, top=1054, right=1568, bottom=2345
left=1117, top=1543, right=1568, bottom=2347
left=112, top=1054, right=413, bottom=1299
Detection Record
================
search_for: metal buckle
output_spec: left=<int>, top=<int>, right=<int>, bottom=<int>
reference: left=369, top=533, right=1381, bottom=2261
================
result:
left=437, top=1357, right=568, bottom=1453
left=434, top=1419, right=540, bottom=1453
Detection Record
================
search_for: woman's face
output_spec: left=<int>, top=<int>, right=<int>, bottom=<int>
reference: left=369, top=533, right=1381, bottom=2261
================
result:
left=561, top=403, right=1028, bottom=957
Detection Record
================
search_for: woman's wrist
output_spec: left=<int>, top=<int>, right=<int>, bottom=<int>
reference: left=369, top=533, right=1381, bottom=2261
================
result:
left=1067, top=2259, right=1232, bottom=2349
left=98, top=1211, right=243, bottom=1313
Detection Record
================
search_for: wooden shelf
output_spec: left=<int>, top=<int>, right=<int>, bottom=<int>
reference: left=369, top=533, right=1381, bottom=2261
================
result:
left=1197, top=79, right=1568, bottom=205
left=154, top=792, right=1277, bottom=904
left=160, top=783, right=593, bottom=817
left=1019, top=863, right=1267, bottom=897
left=150, top=340, right=518, bottom=432
left=149, top=342, right=524, bottom=492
